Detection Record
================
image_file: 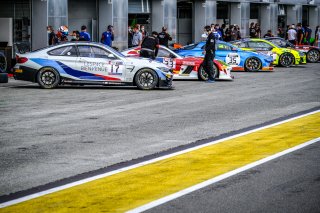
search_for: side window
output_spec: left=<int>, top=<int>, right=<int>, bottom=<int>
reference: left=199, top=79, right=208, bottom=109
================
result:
left=91, top=47, right=111, bottom=59
left=48, top=46, right=77, bottom=56
left=78, top=45, right=93, bottom=57
left=217, top=44, right=231, bottom=51
left=157, top=49, right=171, bottom=58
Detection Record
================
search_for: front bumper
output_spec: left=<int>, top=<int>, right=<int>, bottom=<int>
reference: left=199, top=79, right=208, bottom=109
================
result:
left=159, top=73, right=174, bottom=88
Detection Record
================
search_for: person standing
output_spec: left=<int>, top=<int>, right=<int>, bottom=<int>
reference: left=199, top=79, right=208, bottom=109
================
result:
left=263, top=30, right=274, bottom=38
left=101, top=25, right=114, bottom=47
left=47, top=26, right=57, bottom=45
left=249, top=22, right=256, bottom=38
left=158, top=27, right=172, bottom=47
left=224, top=25, right=232, bottom=42
left=79, top=25, right=91, bottom=41
left=304, top=24, right=312, bottom=45
left=202, top=25, right=216, bottom=83
left=70, top=31, right=80, bottom=41
left=287, top=26, right=297, bottom=45
left=140, top=25, right=149, bottom=39
left=255, top=23, right=261, bottom=38
left=316, top=27, right=320, bottom=48
left=131, top=26, right=143, bottom=47
left=128, top=26, right=133, bottom=48
left=139, top=31, right=159, bottom=60
left=296, top=23, right=304, bottom=45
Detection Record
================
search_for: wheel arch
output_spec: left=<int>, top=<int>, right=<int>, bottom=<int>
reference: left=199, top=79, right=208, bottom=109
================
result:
left=132, top=67, right=160, bottom=87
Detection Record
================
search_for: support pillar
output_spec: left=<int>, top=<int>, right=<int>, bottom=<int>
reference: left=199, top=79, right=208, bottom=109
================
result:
left=309, top=6, right=319, bottom=34
left=230, top=2, right=249, bottom=38
left=32, top=0, right=48, bottom=50
left=287, top=4, right=302, bottom=26
left=260, top=3, right=278, bottom=37
left=152, top=0, right=177, bottom=43
left=194, top=0, right=216, bottom=43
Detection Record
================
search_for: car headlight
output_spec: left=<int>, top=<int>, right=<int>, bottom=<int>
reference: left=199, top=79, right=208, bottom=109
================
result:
left=157, top=67, right=171, bottom=73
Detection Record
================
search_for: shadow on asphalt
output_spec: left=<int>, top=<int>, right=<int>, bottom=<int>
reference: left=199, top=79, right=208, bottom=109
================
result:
left=8, top=85, right=174, bottom=91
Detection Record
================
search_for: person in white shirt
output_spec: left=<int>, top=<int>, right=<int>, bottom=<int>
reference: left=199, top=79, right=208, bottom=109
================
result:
left=287, top=26, right=297, bottom=45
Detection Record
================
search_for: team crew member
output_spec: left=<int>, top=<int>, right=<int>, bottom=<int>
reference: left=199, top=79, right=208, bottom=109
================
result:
left=47, top=26, right=57, bottom=45
left=139, top=31, right=159, bottom=60
left=101, top=25, right=114, bottom=47
left=79, top=25, right=91, bottom=41
left=132, top=26, right=143, bottom=47
left=202, top=25, right=216, bottom=83
left=158, top=27, right=172, bottom=47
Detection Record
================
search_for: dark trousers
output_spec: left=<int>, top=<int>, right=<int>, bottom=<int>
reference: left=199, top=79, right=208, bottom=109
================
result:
left=289, top=40, right=296, bottom=45
left=140, top=49, right=156, bottom=60
left=203, top=53, right=215, bottom=81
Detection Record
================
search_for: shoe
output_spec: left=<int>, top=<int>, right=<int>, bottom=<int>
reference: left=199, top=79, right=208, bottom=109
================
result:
left=206, top=79, right=215, bottom=83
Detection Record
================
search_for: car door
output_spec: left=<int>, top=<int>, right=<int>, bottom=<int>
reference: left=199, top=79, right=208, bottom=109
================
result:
left=247, top=41, right=276, bottom=60
left=215, top=43, right=241, bottom=66
left=76, top=45, right=125, bottom=81
left=156, top=48, right=176, bottom=69
left=47, top=45, right=78, bottom=75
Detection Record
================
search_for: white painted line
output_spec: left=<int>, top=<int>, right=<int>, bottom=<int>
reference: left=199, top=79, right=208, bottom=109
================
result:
left=127, top=137, right=320, bottom=213
left=0, top=109, right=319, bottom=208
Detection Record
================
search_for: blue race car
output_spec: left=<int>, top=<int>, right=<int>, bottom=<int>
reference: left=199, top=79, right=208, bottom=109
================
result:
left=174, top=41, right=274, bottom=71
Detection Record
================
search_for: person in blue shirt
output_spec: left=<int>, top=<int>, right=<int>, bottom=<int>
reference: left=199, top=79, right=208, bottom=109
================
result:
left=101, top=25, right=114, bottom=47
left=79, top=25, right=91, bottom=41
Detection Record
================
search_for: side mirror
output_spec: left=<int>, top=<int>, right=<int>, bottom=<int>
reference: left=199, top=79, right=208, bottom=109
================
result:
left=231, top=47, right=238, bottom=51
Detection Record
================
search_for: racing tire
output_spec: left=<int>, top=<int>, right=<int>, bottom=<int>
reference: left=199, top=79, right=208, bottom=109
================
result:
left=0, top=73, right=8, bottom=83
left=134, top=68, right=158, bottom=90
left=0, top=53, right=7, bottom=72
left=244, top=57, right=261, bottom=72
left=306, top=49, right=320, bottom=63
left=37, top=67, right=60, bottom=89
left=279, top=52, right=294, bottom=67
left=198, top=64, right=218, bottom=81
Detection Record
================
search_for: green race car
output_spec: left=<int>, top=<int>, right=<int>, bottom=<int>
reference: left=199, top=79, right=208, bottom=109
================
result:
left=231, top=38, right=307, bottom=67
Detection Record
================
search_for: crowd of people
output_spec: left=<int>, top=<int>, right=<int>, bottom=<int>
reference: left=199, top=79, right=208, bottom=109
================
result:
left=47, top=21, right=320, bottom=50
left=201, top=23, right=242, bottom=42
left=249, top=21, right=320, bottom=46
left=46, top=24, right=114, bottom=47
left=128, top=24, right=172, bottom=48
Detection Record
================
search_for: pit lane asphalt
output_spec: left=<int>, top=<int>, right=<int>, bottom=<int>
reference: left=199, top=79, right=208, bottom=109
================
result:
left=0, top=63, right=319, bottom=199
left=145, top=140, right=320, bottom=213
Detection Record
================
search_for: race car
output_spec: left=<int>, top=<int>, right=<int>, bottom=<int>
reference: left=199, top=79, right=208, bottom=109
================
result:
left=122, top=45, right=234, bottom=81
left=13, top=42, right=173, bottom=90
left=264, top=37, right=320, bottom=63
left=174, top=41, right=274, bottom=72
left=231, top=38, right=307, bottom=67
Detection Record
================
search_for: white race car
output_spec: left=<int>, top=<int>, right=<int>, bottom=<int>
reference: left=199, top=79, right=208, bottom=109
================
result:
left=13, top=42, right=173, bottom=90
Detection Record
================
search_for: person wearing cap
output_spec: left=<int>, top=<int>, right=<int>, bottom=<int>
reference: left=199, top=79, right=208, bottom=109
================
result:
left=158, top=27, right=172, bottom=47
left=79, top=25, right=91, bottom=41
left=139, top=31, right=159, bottom=60
left=101, top=25, right=114, bottom=47
left=202, top=25, right=216, bottom=83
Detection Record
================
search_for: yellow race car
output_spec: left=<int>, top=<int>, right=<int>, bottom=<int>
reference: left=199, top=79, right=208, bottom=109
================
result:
left=231, top=38, right=306, bottom=67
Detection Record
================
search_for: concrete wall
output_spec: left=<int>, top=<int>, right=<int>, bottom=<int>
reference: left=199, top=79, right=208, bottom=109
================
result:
left=99, top=0, right=113, bottom=42
left=194, top=1, right=206, bottom=43
left=0, top=18, right=13, bottom=46
left=112, top=0, right=128, bottom=50
left=32, top=0, right=47, bottom=50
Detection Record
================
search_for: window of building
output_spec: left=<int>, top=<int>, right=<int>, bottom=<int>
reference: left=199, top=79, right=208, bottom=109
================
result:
left=250, top=3, right=259, bottom=19
left=217, top=2, right=229, bottom=19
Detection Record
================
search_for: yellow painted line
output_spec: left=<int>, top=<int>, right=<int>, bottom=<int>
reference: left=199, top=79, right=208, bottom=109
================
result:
left=1, top=112, right=320, bottom=213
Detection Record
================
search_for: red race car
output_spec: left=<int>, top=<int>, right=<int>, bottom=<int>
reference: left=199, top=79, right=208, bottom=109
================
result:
left=265, top=37, right=320, bottom=63
left=122, top=45, right=234, bottom=81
